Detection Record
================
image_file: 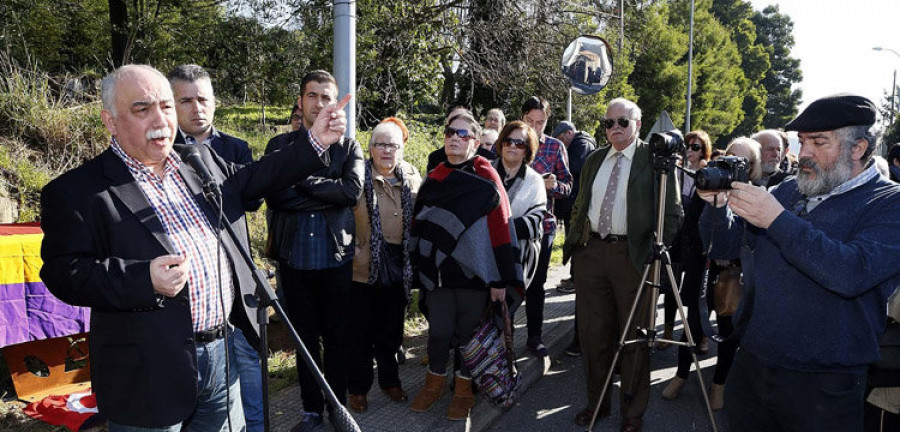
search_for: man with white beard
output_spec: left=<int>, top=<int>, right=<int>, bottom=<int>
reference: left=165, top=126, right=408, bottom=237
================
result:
left=751, top=129, right=791, bottom=188
left=698, top=94, right=900, bottom=432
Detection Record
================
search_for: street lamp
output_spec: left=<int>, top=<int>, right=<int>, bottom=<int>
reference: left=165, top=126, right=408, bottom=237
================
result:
left=873, top=47, right=900, bottom=120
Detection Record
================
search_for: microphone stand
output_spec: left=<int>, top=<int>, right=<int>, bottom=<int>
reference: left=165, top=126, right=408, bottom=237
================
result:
left=198, top=184, right=361, bottom=432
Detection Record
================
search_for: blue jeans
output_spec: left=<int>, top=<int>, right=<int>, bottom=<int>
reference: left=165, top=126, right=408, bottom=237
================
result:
left=232, top=327, right=263, bottom=432
left=108, top=333, right=245, bottom=432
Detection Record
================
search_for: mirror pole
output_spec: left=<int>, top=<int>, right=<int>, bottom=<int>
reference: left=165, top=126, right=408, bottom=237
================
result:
left=567, top=88, right=573, bottom=122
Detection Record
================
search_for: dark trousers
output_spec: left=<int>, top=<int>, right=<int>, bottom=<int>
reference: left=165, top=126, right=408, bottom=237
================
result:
left=674, top=254, right=710, bottom=378
left=280, top=262, right=351, bottom=415
left=347, top=281, right=408, bottom=394
left=562, top=218, right=578, bottom=344
left=526, top=229, right=556, bottom=341
left=425, top=287, right=489, bottom=377
left=725, top=349, right=866, bottom=432
left=573, top=238, right=650, bottom=420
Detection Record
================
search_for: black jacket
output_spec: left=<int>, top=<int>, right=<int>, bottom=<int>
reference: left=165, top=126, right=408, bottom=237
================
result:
left=264, top=128, right=364, bottom=265
left=40, top=140, right=327, bottom=427
left=554, top=131, right=596, bottom=220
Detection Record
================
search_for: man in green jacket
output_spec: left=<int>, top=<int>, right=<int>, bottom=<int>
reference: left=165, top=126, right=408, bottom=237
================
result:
left=564, top=97, right=682, bottom=432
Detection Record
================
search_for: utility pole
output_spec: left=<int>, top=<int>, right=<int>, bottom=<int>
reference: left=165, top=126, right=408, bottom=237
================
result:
left=334, top=0, right=357, bottom=138
left=685, top=0, right=695, bottom=134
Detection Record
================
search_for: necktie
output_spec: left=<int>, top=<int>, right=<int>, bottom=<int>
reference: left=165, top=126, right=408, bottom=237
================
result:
left=597, top=153, right=624, bottom=237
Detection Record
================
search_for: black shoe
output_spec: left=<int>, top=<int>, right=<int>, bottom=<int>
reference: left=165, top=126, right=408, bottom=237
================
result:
left=556, top=278, right=576, bottom=294
left=564, top=340, right=581, bottom=357
left=527, top=337, right=548, bottom=357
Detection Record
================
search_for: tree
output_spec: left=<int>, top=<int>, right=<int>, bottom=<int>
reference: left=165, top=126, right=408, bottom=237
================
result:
left=751, top=4, right=802, bottom=129
left=711, top=0, right=769, bottom=141
left=627, top=1, right=689, bottom=138
left=669, top=0, right=747, bottom=146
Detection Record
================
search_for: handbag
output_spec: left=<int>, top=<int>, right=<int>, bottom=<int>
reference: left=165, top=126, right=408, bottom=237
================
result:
left=461, top=300, right=518, bottom=409
left=713, top=264, right=742, bottom=317
left=377, top=242, right=404, bottom=288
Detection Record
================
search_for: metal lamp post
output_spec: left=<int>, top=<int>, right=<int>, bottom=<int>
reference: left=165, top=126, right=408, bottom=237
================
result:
left=873, top=46, right=900, bottom=124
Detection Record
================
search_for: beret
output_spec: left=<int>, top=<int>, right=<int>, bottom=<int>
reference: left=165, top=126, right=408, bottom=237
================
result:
left=784, top=93, right=876, bottom=132
left=552, top=121, right=575, bottom=138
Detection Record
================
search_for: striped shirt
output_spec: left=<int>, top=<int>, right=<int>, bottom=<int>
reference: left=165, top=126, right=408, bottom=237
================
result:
left=110, top=139, right=233, bottom=332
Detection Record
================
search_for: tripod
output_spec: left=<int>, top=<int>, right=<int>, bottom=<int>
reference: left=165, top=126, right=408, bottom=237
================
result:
left=585, top=153, right=718, bottom=432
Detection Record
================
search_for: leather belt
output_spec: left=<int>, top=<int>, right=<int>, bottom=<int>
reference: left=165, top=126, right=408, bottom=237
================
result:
left=194, top=324, right=225, bottom=344
left=590, top=232, right=627, bottom=243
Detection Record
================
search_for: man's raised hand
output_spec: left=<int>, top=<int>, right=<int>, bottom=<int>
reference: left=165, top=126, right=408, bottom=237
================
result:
left=312, top=93, right=353, bottom=146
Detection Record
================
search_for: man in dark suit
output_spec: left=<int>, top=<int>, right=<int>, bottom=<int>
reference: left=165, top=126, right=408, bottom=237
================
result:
left=40, top=64, right=350, bottom=431
left=563, top=98, right=682, bottom=432
left=169, top=64, right=253, bottom=166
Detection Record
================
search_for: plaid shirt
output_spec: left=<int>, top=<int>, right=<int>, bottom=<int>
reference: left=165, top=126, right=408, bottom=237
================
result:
left=111, top=140, right=233, bottom=332
left=286, top=130, right=347, bottom=270
left=529, top=135, right=572, bottom=233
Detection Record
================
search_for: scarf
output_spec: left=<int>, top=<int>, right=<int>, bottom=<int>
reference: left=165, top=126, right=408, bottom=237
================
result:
left=364, top=159, right=413, bottom=294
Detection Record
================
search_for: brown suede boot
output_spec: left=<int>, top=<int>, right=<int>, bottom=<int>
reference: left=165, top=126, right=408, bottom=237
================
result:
left=446, top=374, right=475, bottom=421
left=410, top=370, right=446, bottom=412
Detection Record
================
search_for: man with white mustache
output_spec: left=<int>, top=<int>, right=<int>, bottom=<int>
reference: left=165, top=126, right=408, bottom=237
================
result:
left=39, top=64, right=350, bottom=432
left=698, top=94, right=900, bottom=432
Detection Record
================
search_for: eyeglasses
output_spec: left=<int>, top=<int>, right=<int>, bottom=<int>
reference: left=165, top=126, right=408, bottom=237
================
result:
left=503, top=138, right=528, bottom=149
left=603, top=117, right=631, bottom=129
left=372, top=142, right=401, bottom=151
left=444, top=127, right=474, bottom=140
left=688, top=143, right=703, bottom=152
left=290, top=114, right=301, bottom=122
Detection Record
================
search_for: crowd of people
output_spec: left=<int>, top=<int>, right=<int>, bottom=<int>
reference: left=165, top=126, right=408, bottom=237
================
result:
left=38, top=61, right=900, bottom=432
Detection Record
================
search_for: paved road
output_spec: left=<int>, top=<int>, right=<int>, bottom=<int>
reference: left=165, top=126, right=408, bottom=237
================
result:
left=488, top=323, right=732, bottom=432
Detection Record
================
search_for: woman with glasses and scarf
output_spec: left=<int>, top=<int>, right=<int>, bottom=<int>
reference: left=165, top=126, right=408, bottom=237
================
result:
left=409, top=112, right=523, bottom=421
left=491, top=121, right=547, bottom=298
left=346, top=118, right=422, bottom=413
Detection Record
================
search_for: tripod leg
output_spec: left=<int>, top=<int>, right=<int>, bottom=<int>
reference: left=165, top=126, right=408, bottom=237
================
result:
left=586, top=263, right=652, bottom=432
left=663, top=263, right=719, bottom=432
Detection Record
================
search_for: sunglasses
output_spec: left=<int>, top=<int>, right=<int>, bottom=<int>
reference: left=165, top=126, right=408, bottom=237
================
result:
left=603, top=118, right=631, bottom=129
left=503, top=138, right=528, bottom=149
left=444, top=127, right=474, bottom=140
left=688, top=143, right=703, bottom=151
left=372, top=142, right=401, bottom=151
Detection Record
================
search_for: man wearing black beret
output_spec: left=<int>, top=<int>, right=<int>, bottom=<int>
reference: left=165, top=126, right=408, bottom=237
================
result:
left=696, top=93, right=900, bottom=431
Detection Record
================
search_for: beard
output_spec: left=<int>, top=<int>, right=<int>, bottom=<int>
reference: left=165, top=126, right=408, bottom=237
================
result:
left=796, top=147, right=854, bottom=197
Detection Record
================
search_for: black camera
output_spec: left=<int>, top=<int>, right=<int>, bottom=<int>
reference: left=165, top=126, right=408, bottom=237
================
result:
left=695, top=156, right=750, bottom=190
left=648, top=130, right=684, bottom=156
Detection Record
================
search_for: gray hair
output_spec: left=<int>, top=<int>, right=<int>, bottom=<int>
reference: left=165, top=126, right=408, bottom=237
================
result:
left=834, top=124, right=879, bottom=164
left=446, top=112, right=482, bottom=138
left=486, top=108, right=506, bottom=124
left=726, top=136, right=763, bottom=182
left=607, top=97, right=642, bottom=121
left=101, top=64, right=168, bottom=117
left=370, top=121, right=404, bottom=146
left=167, top=64, right=210, bottom=85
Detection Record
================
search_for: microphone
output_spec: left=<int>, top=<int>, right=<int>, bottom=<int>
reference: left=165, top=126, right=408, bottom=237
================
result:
left=178, top=145, right=221, bottom=200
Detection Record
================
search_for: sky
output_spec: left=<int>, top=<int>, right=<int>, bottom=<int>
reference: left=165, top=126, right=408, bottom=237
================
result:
left=747, top=0, right=900, bottom=114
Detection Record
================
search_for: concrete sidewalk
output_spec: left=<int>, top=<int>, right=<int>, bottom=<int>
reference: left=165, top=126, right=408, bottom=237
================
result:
left=267, top=263, right=576, bottom=432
